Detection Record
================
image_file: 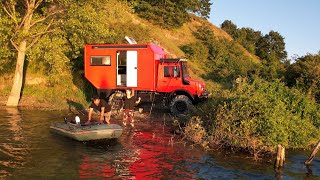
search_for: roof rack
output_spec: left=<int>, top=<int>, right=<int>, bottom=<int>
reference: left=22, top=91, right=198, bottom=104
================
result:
left=160, top=58, right=181, bottom=64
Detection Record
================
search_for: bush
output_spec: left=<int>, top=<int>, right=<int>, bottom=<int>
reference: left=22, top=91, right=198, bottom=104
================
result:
left=189, top=26, right=260, bottom=83
left=183, top=116, right=209, bottom=149
left=199, top=77, right=320, bottom=154
left=180, top=41, right=209, bottom=62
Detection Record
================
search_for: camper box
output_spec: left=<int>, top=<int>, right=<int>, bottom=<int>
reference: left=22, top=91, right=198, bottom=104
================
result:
left=84, top=44, right=166, bottom=92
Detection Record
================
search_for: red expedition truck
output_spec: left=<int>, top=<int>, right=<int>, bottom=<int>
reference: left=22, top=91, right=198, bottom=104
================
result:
left=84, top=43, right=208, bottom=115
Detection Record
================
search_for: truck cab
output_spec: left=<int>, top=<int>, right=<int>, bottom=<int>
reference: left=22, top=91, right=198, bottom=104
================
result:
left=157, top=59, right=207, bottom=115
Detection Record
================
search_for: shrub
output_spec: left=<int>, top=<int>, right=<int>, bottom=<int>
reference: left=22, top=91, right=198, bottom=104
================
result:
left=200, top=77, right=320, bottom=154
left=180, top=41, right=209, bottom=62
left=190, top=26, right=260, bottom=83
left=183, top=116, right=209, bottom=150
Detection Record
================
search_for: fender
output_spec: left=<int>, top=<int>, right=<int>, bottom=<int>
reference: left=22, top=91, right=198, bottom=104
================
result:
left=170, top=89, right=195, bottom=102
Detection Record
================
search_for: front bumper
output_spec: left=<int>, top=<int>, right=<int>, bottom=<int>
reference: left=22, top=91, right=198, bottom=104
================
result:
left=194, top=90, right=209, bottom=103
left=199, top=90, right=209, bottom=99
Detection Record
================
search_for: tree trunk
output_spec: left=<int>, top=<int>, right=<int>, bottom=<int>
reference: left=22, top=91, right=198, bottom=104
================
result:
left=6, top=40, right=27, bottom=106
left=6, top=1, right=34, bottom=107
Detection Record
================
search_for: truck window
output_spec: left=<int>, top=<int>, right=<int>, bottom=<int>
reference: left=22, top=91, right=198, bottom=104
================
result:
left=164, top=66, right=180, bottom=78
left=181, top=61, right=189, bottom=78
left=90, top=56, right=111, bottom=66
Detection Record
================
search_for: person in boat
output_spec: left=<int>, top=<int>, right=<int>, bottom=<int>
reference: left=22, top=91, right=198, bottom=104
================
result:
left=87, top=96, right=111, bottom=125
left=122, top=89, right=141, bottom=127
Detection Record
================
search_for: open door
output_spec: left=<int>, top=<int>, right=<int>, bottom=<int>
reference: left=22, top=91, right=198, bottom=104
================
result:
left=126, top=51, right=138, bottom=87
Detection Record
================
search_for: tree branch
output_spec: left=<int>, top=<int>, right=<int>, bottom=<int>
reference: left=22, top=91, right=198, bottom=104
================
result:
left=14, top=14, right=29, bottom=36
left=2, top=3, right=18, bottom=25
left=26, top=29, right=57, bottom=50
left=34, top=0, right=44, bottom=10
left=26, top=19, right=54, bottom=50
left=26, top=0, right=43, bottom=16
left=25, top=0, right=30, bottom=9
left=30, top=9, right=63, bottom=28
left=29, top=29, right=57, bottom=38
left=10, top=38, right=19, bottom=50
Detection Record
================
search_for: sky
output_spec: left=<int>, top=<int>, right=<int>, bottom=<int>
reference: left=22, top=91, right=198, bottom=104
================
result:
left=209, top=0, right=320, bottom=59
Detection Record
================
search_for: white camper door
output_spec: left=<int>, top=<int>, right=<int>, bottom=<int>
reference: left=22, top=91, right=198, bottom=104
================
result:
left=126, top=51, right=138, bottom=87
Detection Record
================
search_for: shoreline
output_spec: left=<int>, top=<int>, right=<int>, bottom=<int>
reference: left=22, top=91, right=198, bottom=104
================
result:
left=1, top=95, right=317, bottom=160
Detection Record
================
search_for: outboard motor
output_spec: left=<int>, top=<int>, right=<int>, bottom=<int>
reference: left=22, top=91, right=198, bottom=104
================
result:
left=75, top=116, right=81, bottom=125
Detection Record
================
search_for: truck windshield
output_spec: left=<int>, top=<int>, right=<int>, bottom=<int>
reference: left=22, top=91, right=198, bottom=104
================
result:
left=181, top=61, right=189, bottom=78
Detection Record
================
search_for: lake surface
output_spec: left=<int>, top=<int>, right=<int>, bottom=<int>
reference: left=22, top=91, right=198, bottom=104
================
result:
left=0, top=107, right=319, bottom=179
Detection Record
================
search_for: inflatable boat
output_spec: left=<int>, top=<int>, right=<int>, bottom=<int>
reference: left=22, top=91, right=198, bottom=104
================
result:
left=50, top=122, right=123, bottom=141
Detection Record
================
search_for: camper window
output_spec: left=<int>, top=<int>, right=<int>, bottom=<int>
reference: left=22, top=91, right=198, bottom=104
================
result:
left=90, top=56, right=111, bottom=66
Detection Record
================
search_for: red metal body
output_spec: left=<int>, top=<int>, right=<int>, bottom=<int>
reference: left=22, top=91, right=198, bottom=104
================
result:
left=84, top=43, right=207, bottom=102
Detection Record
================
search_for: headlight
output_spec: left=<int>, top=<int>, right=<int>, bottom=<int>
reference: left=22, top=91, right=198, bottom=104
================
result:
left=198, top=84, right=204, bottom=91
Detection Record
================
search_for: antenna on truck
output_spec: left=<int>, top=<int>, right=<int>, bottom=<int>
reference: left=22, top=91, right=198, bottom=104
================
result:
left=125, top=36, right=137, bottom=44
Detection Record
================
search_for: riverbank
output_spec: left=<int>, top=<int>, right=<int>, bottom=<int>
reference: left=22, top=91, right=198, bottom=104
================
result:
left=0, top=72, right=92, bottom=110
left=0, top=95, right=56, bottom=110
left=2, top=93, right=320, bottom=165
left=1, top=78, right=320, bottom=160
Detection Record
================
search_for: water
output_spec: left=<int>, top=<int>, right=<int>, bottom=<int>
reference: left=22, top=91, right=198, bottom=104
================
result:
left=0, top=107, right=319, bottom=179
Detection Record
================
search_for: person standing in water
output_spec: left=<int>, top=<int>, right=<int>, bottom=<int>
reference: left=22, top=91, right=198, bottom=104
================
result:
left=122, top=89, right=141, bottom=127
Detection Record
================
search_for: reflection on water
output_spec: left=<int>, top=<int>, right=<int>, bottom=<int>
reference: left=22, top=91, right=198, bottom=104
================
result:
left=0, top=108, right=30, bottom=178
left=78, top=127, right=203, bottom=179
left=0, top=107, right=319, bottom=179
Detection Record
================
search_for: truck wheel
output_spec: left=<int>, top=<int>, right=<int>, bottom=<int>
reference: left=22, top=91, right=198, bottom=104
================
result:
left=170, top=95, right=192, bottom=116
left=108, top=91, right=124, bottom=111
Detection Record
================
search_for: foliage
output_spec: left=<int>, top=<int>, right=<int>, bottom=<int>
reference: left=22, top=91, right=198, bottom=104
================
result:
left=185, top=26, right=260, bottom=83
left=61, top=0, right=116, bottom=59
left=180, top=41, right=209, bottom=61
left=0, top=8, right=14, bottom=72
left=107, top=22, right=151, bottom=44
left=221, top=20, right=288, bottom=80
left=129, top=0, right=212, bottom=28
left=221, top=20, right=237, bottom=36
left=25, top=0, right=123, bottom=80
left=256, top=31, right=287, bottom=62
left=183, top=116, right=209, bottom=149
left=26, top=30, right=71, bottom=84
left=222, top=21, right=262, bottom=54
left=1, top=0, right=67, bottom=51
left=202, top=77, right=320, bottom=153
left=256, top=31, right=287, bottom=79
left=21, top=73, right=91, bottom=110
left=234, top=28, right=262, bottom=55
left=286, top=53, right=320, bottom=101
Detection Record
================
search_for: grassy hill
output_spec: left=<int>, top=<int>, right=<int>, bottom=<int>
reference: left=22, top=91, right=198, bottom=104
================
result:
left=0, top=1, right=259, bottom=109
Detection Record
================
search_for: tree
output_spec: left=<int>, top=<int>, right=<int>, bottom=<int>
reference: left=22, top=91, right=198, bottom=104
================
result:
left=256, top=31, right=287, bottom=79
left=221, top=21, right=263, bottom=55
left=22, top=0, right=117, bottom=83
left=221, top=20, right=237, bottom=37
left=180, top=41, right=209, bottom=61
left=286, top=53, right=320, bottom=100
left=130, top=0, right=212, bottom=28
left=235, top=27, right=261, bottom=54
left=1, top=0, right=63, bottom=106
left=0, top=7, right=14, bottom=71
left=256, top=31, right=287, bottom=62
left=183, top=0, right=212, bottom=19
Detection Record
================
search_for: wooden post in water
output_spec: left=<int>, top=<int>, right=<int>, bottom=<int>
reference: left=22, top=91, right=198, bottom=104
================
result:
left=275, top=144, right=285, bottom=168
left=305, top=140, right=320, bottom=165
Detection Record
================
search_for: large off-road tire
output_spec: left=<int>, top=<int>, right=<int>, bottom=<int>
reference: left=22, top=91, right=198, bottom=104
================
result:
left=170, top=95, right=193, bottom=116
left=108, top=91, right=124, bottom=111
